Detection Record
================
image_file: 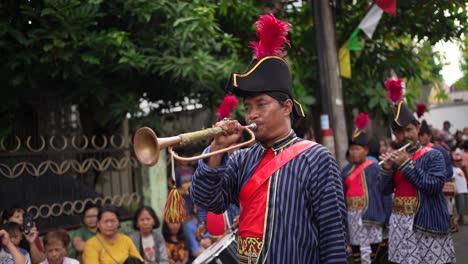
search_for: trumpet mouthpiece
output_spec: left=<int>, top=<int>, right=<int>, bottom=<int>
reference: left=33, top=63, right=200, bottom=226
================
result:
left=246, top=123, right=257, bottom=130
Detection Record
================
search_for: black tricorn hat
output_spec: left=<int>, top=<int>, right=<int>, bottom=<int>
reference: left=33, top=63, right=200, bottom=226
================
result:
left=418, top=120, right=431, bottom=135
left=224, top=14, right=305, bottom=118
left=350, top=130, right=368, bottom=147
left=225, top=56, right=305, bottom=118
left=390, top=100, right=419, bottom=130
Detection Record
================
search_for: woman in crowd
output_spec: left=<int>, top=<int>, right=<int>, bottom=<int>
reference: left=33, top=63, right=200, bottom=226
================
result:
left=129, top=206, right=168, bottom=264
left=40, top=229, right=78, bottom=264
left=69, top=202, right=98, bottom=261
left=161, top=219, right=189, bottom=264
left=82, top=205, right=143, bottom=264
left=1, top=207, right=45, bottom=264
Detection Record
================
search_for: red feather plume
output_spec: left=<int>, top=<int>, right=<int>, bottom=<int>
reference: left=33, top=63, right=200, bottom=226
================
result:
left=355, top=112, right=369, bottom=130
left=416, top=104, right=427, bottom=118
left=384, top=78, right=404, bottom=103
left=216, top=95, right=239, bottom=120
left=249, top=13, right=290, bottom=59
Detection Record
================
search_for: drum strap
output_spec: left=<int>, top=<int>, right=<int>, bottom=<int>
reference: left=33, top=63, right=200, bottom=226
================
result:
left=239, top=140, right=316, bottom=202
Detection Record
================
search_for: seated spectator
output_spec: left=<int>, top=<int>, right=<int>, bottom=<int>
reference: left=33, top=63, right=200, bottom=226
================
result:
left=40, top=229, right=78, bottom=264
left=1, top=207, right=45, bottom=264
left=69, top=203, right=98, bottom=260
left=82, top=205, right=143, bottom=264
left=162, top=219, right=189, bottom=264
left=2, top=222, right=31, bottom=263
left=129, top=206, right=168, bottom=264
left=0, top=229, right=27, bottom=264
left=185, top=205, right=211, bottom=261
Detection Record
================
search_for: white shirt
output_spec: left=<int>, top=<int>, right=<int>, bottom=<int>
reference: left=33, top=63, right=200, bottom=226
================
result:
left=0, top=247, right=31, bottom=264
left=453, top=167, right=468, bottom=194
left=141, top=234, right=156, bottom=264
left=39, top=257, right=79, bottom=264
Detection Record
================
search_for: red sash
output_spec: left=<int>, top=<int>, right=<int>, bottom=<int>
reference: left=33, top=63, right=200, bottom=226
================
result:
left=238, top=140, right=317, bottom=238
left=394, top=147, right=431, bottom=197
left=345, top=160, right=374, bottom=197
left=426, top=142, right=433, bottom=148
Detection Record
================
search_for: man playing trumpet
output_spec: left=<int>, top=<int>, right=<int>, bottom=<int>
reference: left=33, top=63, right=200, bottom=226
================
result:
left=190, top=14, right=347, bottom=264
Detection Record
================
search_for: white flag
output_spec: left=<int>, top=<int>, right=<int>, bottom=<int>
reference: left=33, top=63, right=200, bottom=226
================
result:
left=358, top=5, right=384, bottom=39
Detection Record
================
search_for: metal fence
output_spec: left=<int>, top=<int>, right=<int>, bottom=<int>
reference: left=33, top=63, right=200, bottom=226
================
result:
left=0, top=132, right=143, bottom=232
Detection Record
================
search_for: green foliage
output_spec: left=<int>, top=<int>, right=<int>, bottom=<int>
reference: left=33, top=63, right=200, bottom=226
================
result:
left=0, top=0, right=259, bottom=134
left=336, top=0, right=465, bottom=131
left=454, top=35, right=468, bottom=90
left=0, top=0, right=466, bottom=137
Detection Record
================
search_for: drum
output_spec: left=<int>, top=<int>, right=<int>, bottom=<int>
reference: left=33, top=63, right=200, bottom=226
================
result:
left=193, top=229, right=237, bottom=264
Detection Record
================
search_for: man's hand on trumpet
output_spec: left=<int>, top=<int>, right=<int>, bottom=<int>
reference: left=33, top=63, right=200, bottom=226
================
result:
left=211, top=119, right=244, bottom=150
left=208, top=119, right=243, bottom=168
left=379, top=150, right=409, bottom=170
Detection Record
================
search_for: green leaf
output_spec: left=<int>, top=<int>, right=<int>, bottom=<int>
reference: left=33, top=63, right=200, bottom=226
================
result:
left=81, top=54, right=100, bottom=64
left=8, top=29, right=30, bottom=46
left=43, top=44, right=54, bottom=52
left=173, top=17, right=198, bottom=27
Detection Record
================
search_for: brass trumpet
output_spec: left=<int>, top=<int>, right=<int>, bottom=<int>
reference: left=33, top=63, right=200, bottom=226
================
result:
left=133, top=123, right=257, bottom=166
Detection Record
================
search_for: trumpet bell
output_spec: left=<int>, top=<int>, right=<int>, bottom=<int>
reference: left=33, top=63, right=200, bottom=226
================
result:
left=134, top=127, right=160, bottom=166
left=134, top=127, right=184, bottom=166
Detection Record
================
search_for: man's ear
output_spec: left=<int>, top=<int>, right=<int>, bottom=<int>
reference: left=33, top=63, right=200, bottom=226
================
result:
left=283, top=99, right=293, bottom=116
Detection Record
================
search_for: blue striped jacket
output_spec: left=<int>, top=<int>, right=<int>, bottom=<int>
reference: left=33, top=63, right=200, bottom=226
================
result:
left=342, top=161, right=386, bottom=225
left=380, top=144, right=450, bottom=236
left=190, top=131, right=348, bottom=263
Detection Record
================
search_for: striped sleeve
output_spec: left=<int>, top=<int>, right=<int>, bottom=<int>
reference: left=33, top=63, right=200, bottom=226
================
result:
left=399, top=150, right=446, bottom=195
left=312, top=149, right=348, bottom=263
left=380, top=167, right=395, bottom=195
left=189, top=146, right=239, bottom=214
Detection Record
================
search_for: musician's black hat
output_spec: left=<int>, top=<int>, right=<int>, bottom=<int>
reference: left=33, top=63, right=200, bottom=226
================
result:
left=224, top=14, right=305, bottom=118
left=384, top=78, right=418, bottom=130
left=390, top=100, right=419, bottom=130
left=418, top=120, right=432, bottom=136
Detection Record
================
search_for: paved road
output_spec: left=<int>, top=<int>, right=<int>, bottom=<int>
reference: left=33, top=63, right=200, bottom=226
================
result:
left=454, top=221, right=467, bottom=263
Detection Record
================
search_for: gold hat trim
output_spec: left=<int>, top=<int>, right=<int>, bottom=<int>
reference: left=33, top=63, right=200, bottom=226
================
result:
left=233, top=56, right=288, bottom=87
left=393, top=100, right=403, bottom=126
left=352, top=130, right=363, bottom=140
left=293, top=99, right=305, bottom=117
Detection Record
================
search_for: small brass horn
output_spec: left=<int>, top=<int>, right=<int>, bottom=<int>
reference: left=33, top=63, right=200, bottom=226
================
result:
left=133, top=123, right=256, bottom=166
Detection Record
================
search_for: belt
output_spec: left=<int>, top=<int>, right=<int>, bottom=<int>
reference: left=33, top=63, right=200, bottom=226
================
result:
left=237, top=236, right=263, bottom=264
left=346, top=196, right=366, bottom=211
left=392, top=196, right=418, bottom=215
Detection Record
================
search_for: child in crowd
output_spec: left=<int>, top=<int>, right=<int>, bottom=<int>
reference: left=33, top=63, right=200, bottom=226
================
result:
left=1, top=223, right=31, bottom=263
left=162, top=220, right=189, bottom=264
left=0, top=229, right=27, bottom=264
left=2, top=206, right=45, bottom=263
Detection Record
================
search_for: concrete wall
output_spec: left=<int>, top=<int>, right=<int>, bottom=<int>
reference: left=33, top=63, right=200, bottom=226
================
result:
left=425, top=102, right=468, bottom=131
left=141, top=149, right=168, bottom=218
